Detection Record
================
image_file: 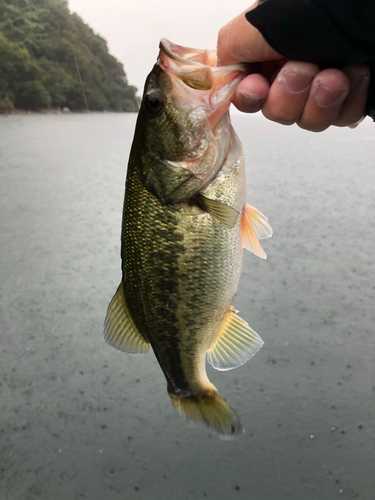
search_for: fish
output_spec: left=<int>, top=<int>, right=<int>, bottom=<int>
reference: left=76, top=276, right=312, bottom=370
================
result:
left=104, top=39, right=272, bottom=437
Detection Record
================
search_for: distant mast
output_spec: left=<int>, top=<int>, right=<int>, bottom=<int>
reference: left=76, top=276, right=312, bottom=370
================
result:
left=74, top=56, right=89, bottom=112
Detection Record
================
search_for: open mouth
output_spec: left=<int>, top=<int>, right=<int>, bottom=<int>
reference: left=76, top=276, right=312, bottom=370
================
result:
left=158, top=38, right=250, bottom=95
left=149, top=39, right=250, bottom=200
left=159, top=38, right=218, bottom=68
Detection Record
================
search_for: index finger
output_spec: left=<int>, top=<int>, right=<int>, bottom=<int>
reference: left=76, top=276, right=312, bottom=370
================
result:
left=217, top=5, right=282, bottom=65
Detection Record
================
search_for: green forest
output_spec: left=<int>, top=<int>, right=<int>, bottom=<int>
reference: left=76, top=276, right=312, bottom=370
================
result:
left=0, top=0, right=139, bottom=112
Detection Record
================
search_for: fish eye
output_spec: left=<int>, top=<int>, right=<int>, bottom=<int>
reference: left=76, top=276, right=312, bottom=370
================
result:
left=144, top=90, right=164, bottom=114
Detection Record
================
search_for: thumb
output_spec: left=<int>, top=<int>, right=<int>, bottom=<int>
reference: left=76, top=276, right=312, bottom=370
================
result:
left=217, top=4, right=282, bottom=65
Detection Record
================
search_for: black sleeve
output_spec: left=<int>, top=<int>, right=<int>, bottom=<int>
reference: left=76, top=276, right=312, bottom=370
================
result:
left=246, top=0, right=375, bottom=120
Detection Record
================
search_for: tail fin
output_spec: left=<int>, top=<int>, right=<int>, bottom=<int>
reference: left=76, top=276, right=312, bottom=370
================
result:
left=169, top=387, right=243, bottom=438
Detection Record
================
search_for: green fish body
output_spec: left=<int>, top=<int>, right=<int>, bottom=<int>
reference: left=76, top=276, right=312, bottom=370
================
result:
left=105, top=40, right=272, bottom=436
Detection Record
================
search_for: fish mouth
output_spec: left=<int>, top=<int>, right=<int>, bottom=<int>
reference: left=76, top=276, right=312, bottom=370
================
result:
left=159, top=38, right=218, bottom=74
left=157, top=39, right=249, bottom=186
left=159, top=38, right=248, bottom=77
left=158, top=38, right=250, bottom=120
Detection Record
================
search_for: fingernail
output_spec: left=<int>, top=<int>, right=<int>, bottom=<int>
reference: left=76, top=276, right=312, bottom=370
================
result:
left=349, top=116, right=365, bottom=129
left=280, top=70, right=314, bottom=93
left=237, top=90, right=265, bottom=107
left=346, top=67, right=370, bottom=91
left=314, top=83, right=346, bottom=107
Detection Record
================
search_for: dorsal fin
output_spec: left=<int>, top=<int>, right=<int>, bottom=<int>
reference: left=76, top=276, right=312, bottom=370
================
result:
left=104, top=282, right=150, bottom=354
left=207, top=306, right=264, bottom=371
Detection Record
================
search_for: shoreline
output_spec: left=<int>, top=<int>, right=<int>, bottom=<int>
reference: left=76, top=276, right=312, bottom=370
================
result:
left=0, top=108, right=138, bottom=116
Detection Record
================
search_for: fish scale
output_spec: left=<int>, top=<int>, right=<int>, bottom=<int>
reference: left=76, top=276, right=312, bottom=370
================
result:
left=122, top=148, right=242, bottom=393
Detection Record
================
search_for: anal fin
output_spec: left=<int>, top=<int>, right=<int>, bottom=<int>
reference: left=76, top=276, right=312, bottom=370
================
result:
left=207, top=306, right=264, bottom=371
left=104, top=282, right=150, bottom=354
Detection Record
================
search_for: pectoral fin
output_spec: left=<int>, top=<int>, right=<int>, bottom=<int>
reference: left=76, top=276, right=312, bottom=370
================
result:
left=197, top=194, right=239, bottom=229
left=104, top=282, right=150, bottom=354
left=207, top=306, right=264, bottom=371
left=241, top=204, right=272, bottom=259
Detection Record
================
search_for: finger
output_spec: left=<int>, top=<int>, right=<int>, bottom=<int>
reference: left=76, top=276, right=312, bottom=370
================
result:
left=297, top=69, right=350, bottom=132
left=217, top=4, right=281, bottom=65
left=334, top=64, right=370, bottom=127
left=232, top=73, right=270, bottom=112
left=261, top=61, right=320, bottom=125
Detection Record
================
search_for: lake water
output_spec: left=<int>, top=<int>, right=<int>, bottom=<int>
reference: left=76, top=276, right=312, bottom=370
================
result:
left=0, top=112, right=374, bottom=500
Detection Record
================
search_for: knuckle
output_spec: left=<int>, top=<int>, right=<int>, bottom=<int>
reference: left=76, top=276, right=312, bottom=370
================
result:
left=335, top=102, right=366, bottom=127
left=335, top=114, right=364, bottom=128
left=236, top=103, right=263, bottom=114
left=262, top=108, right=295, bottom=125
left=297, top=119, right=329, bottom=132
left=263, top=100, right=301, bottom=125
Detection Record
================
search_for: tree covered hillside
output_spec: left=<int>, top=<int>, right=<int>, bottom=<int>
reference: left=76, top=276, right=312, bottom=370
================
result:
left=0, top=0, right=139, bottom=111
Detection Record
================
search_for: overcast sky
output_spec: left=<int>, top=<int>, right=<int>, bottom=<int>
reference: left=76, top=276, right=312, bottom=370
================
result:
left=68, top=0, right=250, bottom=94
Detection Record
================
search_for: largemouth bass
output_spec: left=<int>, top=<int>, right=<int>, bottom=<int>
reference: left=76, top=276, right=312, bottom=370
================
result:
left=104, top=39, right=272, bottom=437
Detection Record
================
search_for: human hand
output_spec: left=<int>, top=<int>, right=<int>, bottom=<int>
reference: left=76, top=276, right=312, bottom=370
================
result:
left=217, top=5, right=370, bottom=131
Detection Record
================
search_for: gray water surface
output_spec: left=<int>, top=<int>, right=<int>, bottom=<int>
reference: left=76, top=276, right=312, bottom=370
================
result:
left=1, top=112, right=374, bottom=500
